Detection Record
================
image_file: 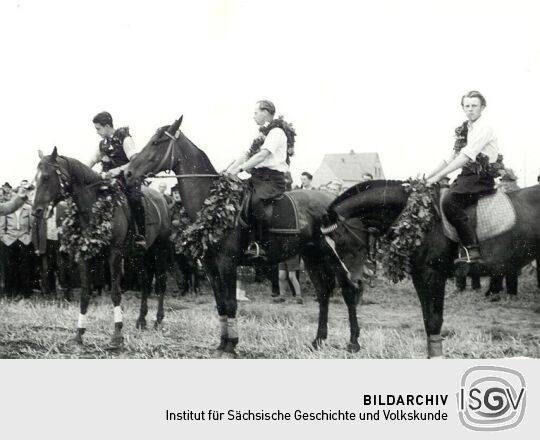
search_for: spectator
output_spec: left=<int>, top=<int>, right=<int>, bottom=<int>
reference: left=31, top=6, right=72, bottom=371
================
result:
left=276, top=255, right=303, bottom=304
left=300, top=172, right=314, bottom=190
left=1, top=188, right=34, bottom=298
left=326, top=179, right=343, bottom=196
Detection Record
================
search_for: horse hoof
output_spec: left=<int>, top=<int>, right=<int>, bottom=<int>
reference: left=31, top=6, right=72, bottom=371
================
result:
left=136, top=319, right=147, bottom=330
left=153, top=320, right=163, bottom=330
left=347, top=342, right=361, bottom=353
left=221, top=350, right=239, bottom=359
left=312, top=338, right=325, bottom=350
left=489, top=293, right=502, bottom=302
left=107, top=336, right=124, bottom=351
left=69, top=336, right=84, bottom=346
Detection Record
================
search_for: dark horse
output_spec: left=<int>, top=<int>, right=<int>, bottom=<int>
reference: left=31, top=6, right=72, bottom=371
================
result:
left=33, top=148, right=171, bottom=347
left=322, top=179, right=540, bottom=357
left=125, top=116, right=362, bottom=357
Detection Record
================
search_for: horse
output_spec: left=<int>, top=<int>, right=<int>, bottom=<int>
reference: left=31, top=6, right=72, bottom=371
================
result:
left=124, top=116, right=363, bottom=357
left=320, top=179, right=540, bottom=357
left=33, top=148, right=171, bottom=348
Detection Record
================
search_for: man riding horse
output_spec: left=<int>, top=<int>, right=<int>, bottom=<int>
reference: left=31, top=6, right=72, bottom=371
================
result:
left=226, top=100, right=295, bottom=259
left=87, top=111, right=147, bottom=247
left=426, top=90, right=503, bottom=266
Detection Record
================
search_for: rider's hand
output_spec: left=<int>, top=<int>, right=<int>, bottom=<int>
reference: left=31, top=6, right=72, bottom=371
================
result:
left=16, top=186, right=28, bottom=199
left=172, top=219, right=180, bottom=227
left=100, top=171, right=111, bottom=180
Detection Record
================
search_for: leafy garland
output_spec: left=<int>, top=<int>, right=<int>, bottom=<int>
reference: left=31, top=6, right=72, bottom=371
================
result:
left=170, top=175, right=244, bottom=259
left=59, top=182, right=124, bottom=262
left=247, top=116, right=296, bottom=164
left=377, top=178, right=438, bottom=283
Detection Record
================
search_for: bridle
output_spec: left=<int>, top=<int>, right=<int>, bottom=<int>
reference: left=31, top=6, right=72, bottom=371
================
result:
left=144, top=129, right=219, bottom=180
left=321, top=215, right=380, bottom=279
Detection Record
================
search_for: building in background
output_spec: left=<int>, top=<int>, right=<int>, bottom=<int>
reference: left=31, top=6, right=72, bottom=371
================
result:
left=312, top=150, right=384, bottom=190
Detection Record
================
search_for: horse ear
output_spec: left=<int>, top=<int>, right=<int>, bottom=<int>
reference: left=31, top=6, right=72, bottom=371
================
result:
left=38, top=150, right=44, bottom=159
left=51, top=146, right=58, bottom=161
left=175, top=115, right=184, bottom=138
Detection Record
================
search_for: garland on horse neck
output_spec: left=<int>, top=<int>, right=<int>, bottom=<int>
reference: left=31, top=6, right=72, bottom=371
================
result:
left=59, top=180, right=124, bottom=262
left=170, top=174, right=244, bottom=259
left=246, top=116, right=296, bottom=164
left=376, top=178, right=439, bottom=283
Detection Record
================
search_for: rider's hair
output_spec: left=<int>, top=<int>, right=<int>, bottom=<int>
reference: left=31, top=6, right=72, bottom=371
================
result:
left=92, top=111, right=114, bottom=127
left=257, top=100, right=276, bottom=116
left=301, top=172, right=313, bottom=180
left=461, top=91, right=487, bottom=107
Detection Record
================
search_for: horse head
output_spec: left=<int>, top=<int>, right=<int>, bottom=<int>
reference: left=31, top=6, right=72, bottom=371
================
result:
left=33, top=146, right=68, bottom=219
left=125, top=115, right=183, bottom=186
left=322, top=212, right=371, bottom=286
left=322, top=180, right=409, bottom=285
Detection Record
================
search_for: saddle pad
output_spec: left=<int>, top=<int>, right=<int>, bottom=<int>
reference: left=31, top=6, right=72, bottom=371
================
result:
left=441, top=189, right=516, bottom=242
left=269, top=193, right=300, bottom=234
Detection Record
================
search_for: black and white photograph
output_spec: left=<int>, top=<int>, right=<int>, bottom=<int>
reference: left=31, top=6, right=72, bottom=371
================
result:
left=0, top=0, right=539, bottom=437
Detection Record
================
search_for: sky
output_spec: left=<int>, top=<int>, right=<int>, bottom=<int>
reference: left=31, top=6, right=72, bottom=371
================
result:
left=1, top=0, right=539, bottom=189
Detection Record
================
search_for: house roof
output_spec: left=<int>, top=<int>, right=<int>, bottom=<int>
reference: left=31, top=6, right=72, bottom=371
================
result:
left=319, top=151, right=383, bottom=181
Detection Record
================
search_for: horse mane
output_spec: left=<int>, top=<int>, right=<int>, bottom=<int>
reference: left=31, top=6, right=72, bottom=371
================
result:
left=58, top=155, right=102, bottom=185
left=159, top=124, right=217, bottom=174
left=329, top=179, right=404, bottom=212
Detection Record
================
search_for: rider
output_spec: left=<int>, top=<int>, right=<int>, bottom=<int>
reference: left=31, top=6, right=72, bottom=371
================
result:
left=426, top=91, right=502, bottom=265
left=226, top=100, right=294, bottom=258
left=87, top=111, right=147, bottom=247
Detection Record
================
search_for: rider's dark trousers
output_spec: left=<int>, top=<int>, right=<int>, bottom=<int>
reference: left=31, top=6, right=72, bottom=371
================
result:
left=249, top=168, right=286, bottom=243
left=125, top=184, right=145, bottom=237
left=442, top=172, right=495, bottom=247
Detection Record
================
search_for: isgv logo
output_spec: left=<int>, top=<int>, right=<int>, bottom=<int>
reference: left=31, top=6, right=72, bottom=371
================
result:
left=457, top=366, right=526, bottom=431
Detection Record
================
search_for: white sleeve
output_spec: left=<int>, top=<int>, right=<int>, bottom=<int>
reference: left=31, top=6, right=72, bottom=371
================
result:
left=260, top=128, right=286, bottom=155
left=123, top=136, right=138, bottom=160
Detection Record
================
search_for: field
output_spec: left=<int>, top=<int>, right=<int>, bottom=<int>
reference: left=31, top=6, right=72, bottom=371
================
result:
left=1, top=271, right=539, bottom=359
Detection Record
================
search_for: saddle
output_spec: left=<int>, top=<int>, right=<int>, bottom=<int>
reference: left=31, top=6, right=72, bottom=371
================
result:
left=237, top=191, right=300, bottom=235
left=140, top=186, right=163, bottom=244
left=440, top=188, right=516, bottom=242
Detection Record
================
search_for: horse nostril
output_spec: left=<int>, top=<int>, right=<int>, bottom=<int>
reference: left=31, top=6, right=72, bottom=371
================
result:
left=126, top=171, right=132, bottom=178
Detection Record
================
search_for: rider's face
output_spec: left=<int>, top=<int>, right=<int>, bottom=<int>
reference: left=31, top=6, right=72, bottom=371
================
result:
left=172, top=192, right=181, bottom=202
left=462, top=97, right=485, bottom=123
left=253, top=105, right=268, bottom=126
left=94, top=123, right=112, bottom=139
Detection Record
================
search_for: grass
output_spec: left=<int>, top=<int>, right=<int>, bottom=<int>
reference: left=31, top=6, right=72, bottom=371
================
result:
left=1, top=272, right=539, bottom=359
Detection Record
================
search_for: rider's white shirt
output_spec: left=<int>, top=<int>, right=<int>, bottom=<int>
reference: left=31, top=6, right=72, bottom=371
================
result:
left=447, top=116, right=499, bottom=164
left=255, top=127, right=288, bottom=173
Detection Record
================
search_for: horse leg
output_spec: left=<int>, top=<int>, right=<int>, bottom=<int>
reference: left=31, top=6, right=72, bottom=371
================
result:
left=136, top=251, right=151, bottom=330
left=411, top=267, right=447, bottom=358
left=505, top=270, right=518, bottom=296
left=154, top=243, right=168, bottom=329
left=304, top=255, right=335, bottom=349
left=109, top=247, right=124, bottom=348
left=73, top=260, right=91, bottom=345
left=337, top=271, right=362, bottom=353
left=204, top=256, right=229, bottom=354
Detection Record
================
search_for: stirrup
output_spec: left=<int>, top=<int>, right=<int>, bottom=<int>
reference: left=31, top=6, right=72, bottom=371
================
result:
left=134, top=234, right=147, bottom=248
left=245, top=242, right=266, bottom=259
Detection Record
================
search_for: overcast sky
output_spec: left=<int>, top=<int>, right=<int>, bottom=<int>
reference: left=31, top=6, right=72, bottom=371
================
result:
left=1, top=0, right=539, bottom=189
